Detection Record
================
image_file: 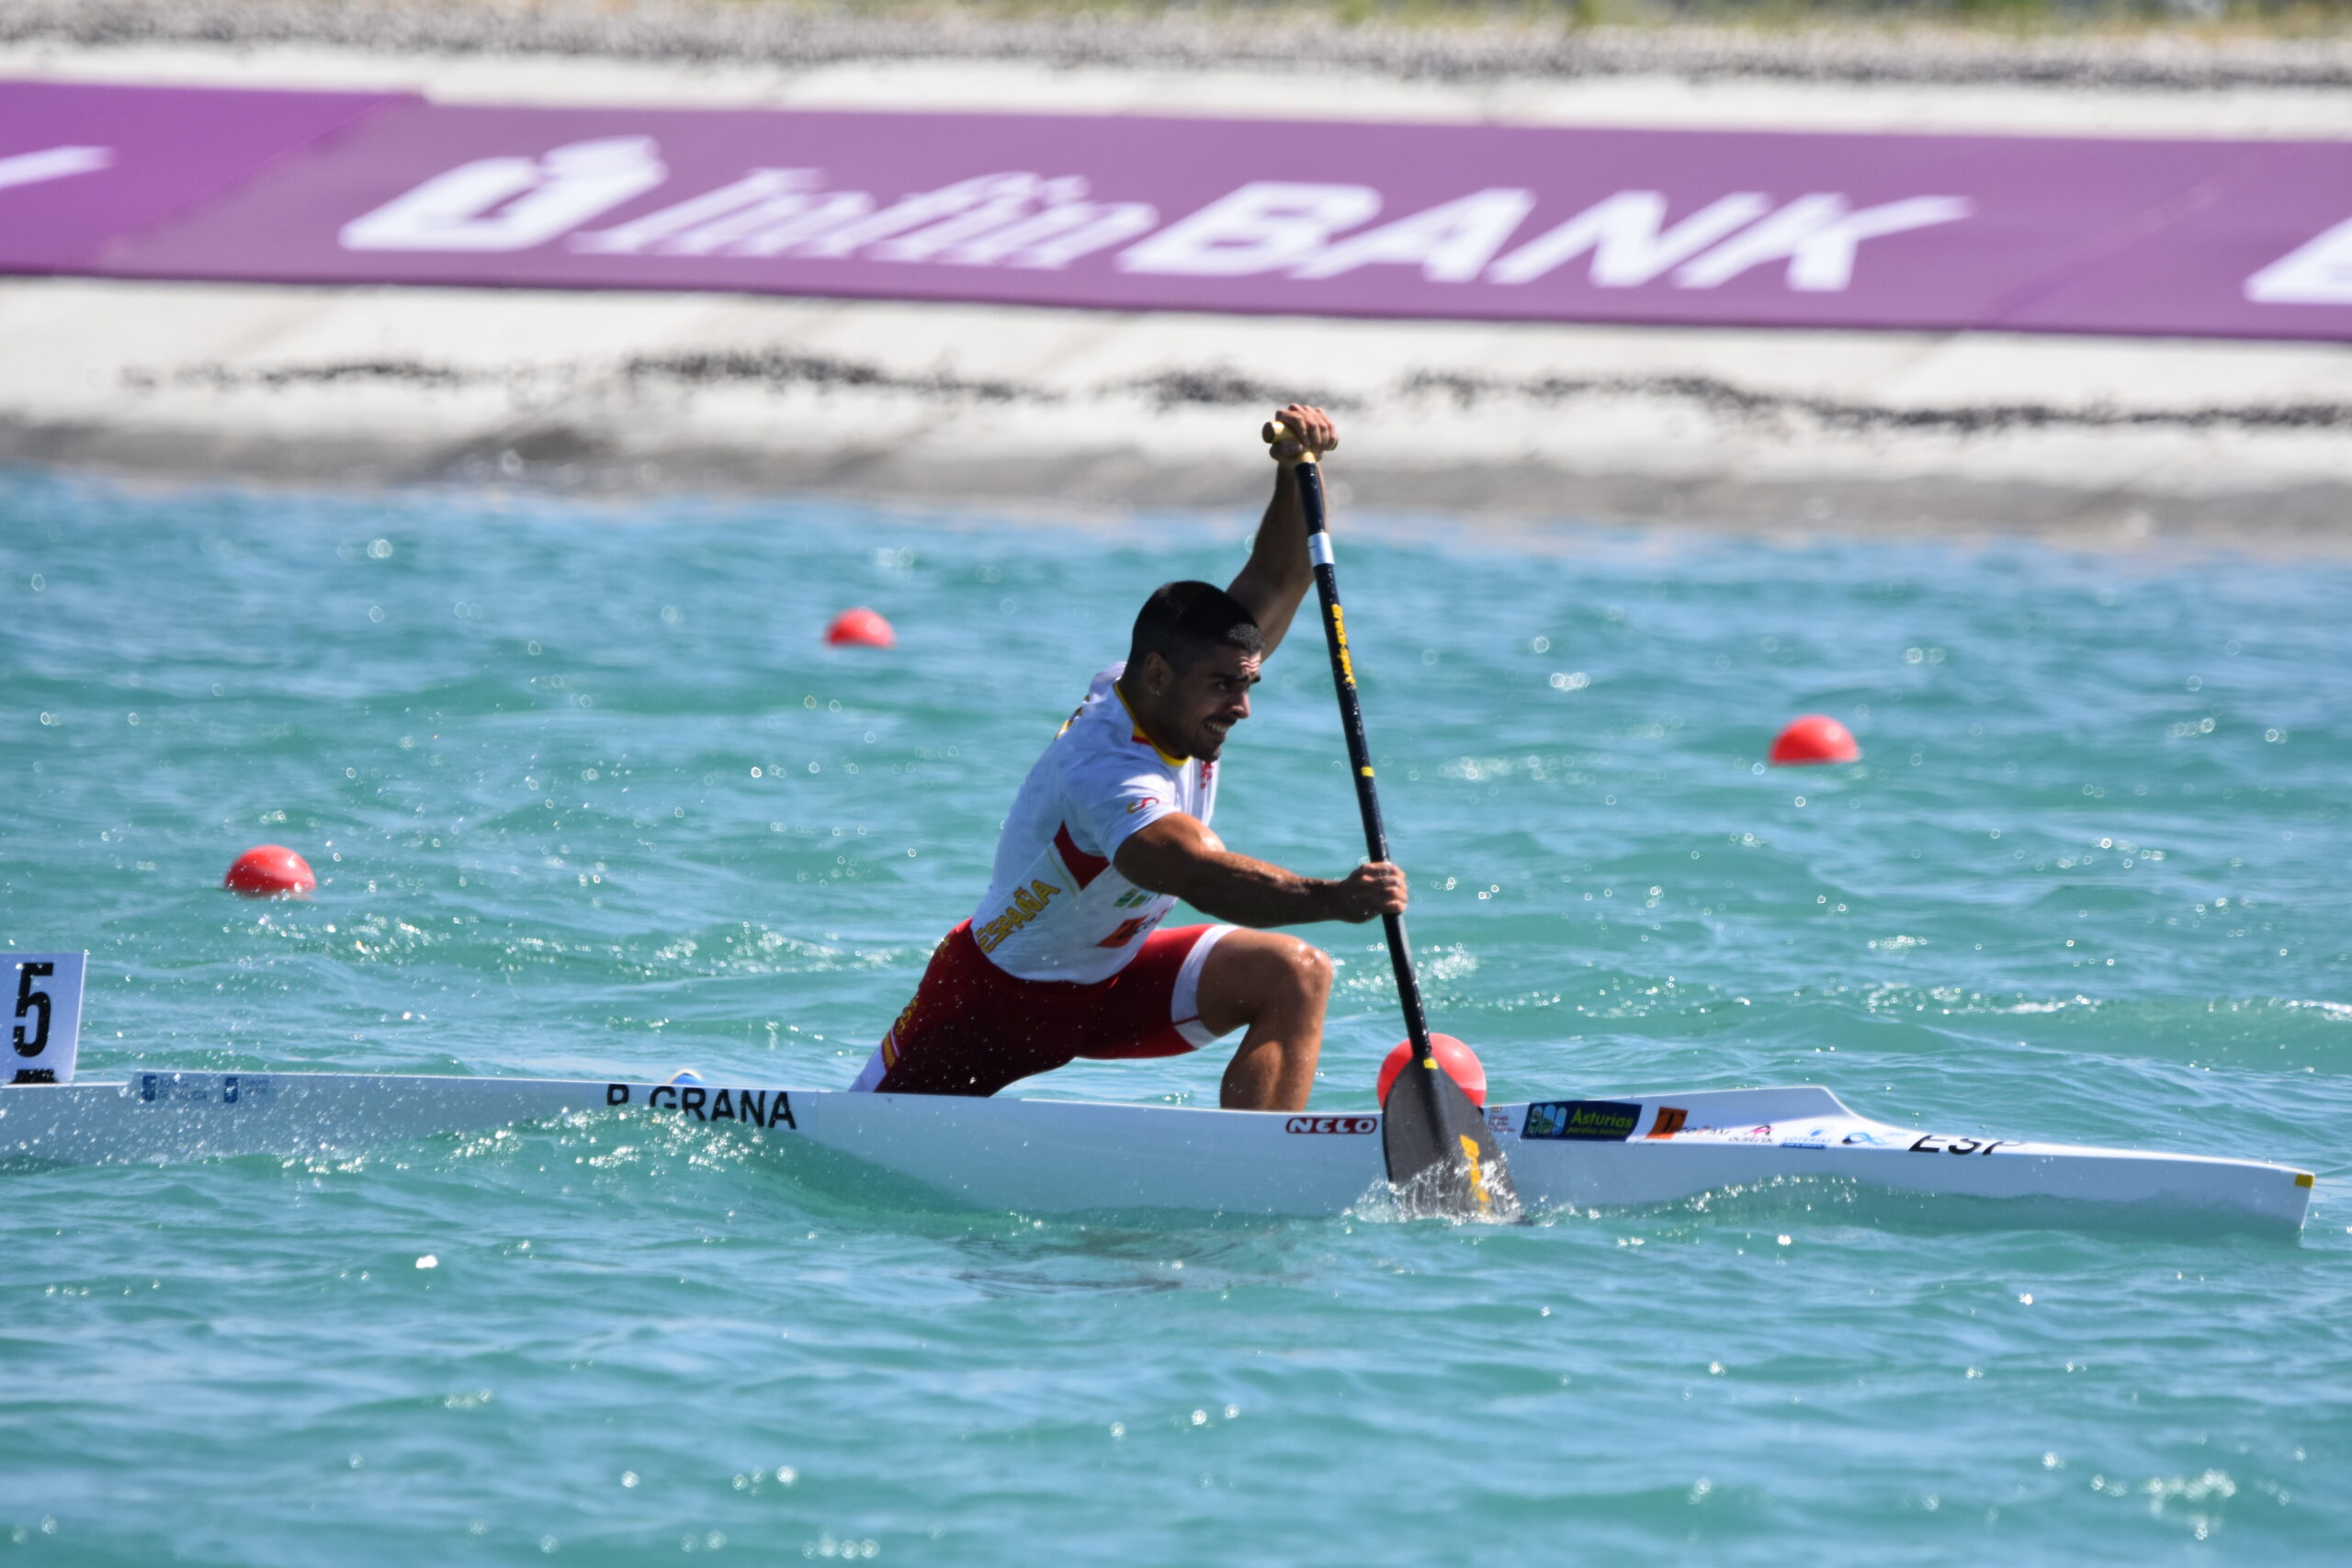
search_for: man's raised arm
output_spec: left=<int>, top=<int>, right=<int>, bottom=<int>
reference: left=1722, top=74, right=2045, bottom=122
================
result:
left=1114, top=812, right=1403, bottom=931
left=1225, top=403, right=1337, bottom=658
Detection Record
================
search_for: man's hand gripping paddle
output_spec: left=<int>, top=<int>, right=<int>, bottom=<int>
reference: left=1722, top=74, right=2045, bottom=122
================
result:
left=1265, top=420, right=1521, bottom=1223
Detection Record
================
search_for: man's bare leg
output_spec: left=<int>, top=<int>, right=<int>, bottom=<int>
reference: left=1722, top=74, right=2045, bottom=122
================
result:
left=1193, top=930, right=1334, bottom=1111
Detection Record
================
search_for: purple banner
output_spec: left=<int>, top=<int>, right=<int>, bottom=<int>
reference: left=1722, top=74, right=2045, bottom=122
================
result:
left=11, top=81, right=2348, bottom=341
left=0, top=82, right=409, bottom=273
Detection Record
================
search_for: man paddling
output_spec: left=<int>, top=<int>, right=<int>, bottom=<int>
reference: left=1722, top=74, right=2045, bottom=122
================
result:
left=850, top=406, right=1404, bottom=1111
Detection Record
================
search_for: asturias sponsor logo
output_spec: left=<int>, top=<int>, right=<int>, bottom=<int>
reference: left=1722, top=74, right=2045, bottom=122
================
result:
left=1285, top=1115, right=1376, bottom=1134
left=1521, top=1099, right=1642, bottom=1141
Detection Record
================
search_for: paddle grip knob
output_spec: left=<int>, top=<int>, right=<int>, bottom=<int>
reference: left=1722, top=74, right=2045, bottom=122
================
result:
left=1262, top=419, right=1334, bottom=463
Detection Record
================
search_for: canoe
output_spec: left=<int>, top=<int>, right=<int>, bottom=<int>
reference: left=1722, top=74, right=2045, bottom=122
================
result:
left=0, top=1069, right=2312, bottom=1232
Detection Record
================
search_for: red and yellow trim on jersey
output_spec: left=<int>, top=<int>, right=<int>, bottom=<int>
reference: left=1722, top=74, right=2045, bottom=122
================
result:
left=1112, top=682, right=1189, bottom=768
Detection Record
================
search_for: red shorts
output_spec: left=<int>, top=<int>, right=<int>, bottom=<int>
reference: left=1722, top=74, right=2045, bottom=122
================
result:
left=851, top=920, right=1233, bottom=1097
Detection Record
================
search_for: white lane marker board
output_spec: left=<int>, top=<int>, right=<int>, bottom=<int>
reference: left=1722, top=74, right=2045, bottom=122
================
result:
left=9, top=953, right=86, bottom=1084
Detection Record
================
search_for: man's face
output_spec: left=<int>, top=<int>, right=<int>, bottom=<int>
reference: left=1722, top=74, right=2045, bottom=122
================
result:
left=1145, top=645, right=1261, bottom=761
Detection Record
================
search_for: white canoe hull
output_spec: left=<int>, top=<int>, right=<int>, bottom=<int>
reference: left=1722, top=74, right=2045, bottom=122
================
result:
left=0, top=1071, right=2314, bottom=1233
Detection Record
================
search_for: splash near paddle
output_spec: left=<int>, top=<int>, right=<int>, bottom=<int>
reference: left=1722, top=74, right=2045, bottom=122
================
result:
left=1266, top=420, right=1521, bottom=1223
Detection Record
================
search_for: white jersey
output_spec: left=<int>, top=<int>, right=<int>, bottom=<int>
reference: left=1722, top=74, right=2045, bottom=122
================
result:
left=969, top=663, right=1219, bottom=984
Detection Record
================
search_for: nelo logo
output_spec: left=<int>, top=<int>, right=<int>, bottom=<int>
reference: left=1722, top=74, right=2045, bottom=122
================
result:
left=1285, top=1115, right=1377, bottom=1134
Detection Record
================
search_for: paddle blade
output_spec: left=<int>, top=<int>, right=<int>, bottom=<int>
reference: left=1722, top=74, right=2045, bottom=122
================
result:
left=1381, top=1055, right=1522, bottom=1222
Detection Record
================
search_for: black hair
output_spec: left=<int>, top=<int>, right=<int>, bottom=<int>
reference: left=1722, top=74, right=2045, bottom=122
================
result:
left=1127, top=581, right=1263, bottom=677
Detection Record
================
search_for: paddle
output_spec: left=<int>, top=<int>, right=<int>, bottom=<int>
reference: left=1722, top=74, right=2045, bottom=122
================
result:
left=1266, top=421, right=1521, bottom=1222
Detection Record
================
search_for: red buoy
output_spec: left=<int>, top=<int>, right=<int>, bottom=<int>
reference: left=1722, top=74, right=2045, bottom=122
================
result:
left=1377, top=1033, right=1487, bottom=1109
left=825, top=607, right=895, bottom=649
left=1769, top=714, right=1860, bottom=767
left=224, top=844, right=316, bottom=897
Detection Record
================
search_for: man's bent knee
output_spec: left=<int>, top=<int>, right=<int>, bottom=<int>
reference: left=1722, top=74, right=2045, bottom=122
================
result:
left=1198, top=931, right=1332, bottom=1037
left=1245, top=934, right=1332, bottom=1010
left=1286, top=941, right=1335, bottom=1004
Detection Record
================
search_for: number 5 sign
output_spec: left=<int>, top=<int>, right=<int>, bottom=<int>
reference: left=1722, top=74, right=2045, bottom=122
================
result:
left=10, top=953, right=86, bottom=1085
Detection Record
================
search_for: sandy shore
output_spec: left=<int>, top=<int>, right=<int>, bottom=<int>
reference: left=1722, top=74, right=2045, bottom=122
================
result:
left=5, top=12, right=2348, bottom=548
left=14, top=276, right=2346, bottom=549
left=8, top=0, right=2352, bottom=90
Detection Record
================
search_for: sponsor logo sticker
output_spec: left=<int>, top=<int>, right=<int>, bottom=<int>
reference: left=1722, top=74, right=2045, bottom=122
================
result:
left=137, top=1071, right=274, bottom=1107
left=1909, top=1134, right=2013, bottom=1156
left=1521, top=1099, right=1642, bottom=1142
left=1645, top=1106, right=1689, bottom=1139
left=1285, top=1115, right=1376, bottom=1134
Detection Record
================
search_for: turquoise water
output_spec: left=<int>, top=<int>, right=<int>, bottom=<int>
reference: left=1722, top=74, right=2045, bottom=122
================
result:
left=4, top=468, right=2348, bottom=1563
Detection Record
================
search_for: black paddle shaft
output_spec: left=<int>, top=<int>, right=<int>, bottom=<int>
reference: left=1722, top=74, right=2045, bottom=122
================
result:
left=1283, top=444, right=1521, bottom=1221
left=1290, top=458, right=1431, bottom=1056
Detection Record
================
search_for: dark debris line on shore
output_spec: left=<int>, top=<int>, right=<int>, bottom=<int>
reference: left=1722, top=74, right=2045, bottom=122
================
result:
left=6, top=0, right=2352, bottom=86
left=138, top=356, right=2352, bottom=435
